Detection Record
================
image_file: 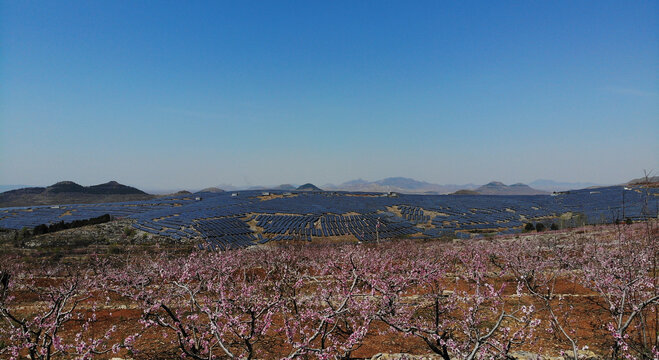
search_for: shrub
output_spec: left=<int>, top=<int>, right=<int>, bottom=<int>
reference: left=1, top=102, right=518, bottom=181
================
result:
left=524, top=223, right=535, bottom=232
left=124, top=226, right=137, bottom=237
left=550, top=223, right=559, bottom=231
left=31, top=214, right=113, bottom=236
left=108, top=244, right=123, bottom=254
left=71, top=236, right=95, bottom=247
left=535, top=223, right=546, bottom=232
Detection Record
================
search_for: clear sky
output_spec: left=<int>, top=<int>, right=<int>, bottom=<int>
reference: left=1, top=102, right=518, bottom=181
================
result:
left=1, top=1, right=657, bottom=191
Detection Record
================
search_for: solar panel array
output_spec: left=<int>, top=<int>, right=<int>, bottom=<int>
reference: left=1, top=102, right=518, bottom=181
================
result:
left=0, top=186, right=656, bottom=249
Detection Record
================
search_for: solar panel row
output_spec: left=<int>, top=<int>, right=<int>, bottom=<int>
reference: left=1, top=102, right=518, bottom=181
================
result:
left=0, top=185, right=655, bottom=248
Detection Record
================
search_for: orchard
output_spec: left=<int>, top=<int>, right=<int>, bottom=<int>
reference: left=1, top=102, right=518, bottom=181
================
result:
left=1, top=222, right=657, bottom=360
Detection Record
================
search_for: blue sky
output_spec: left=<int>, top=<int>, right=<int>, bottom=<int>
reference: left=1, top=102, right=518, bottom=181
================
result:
left=1, top=1, right=657, bottom=190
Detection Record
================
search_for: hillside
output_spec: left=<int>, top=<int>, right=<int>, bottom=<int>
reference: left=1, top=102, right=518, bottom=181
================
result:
left=528, top=179, right=602, bottom=192
left=325, top=177, right=547, bottom=195
left=274, top=184, right=297, bottom=191
left=198, top=187, right=225, bottom=193
left=452, top=189, right=480, bottom=195
left=627, top=175, right=659, bottom=186
left=296, top=183, right=322, bottom=191
left=0, top=181, right=154, bottom=207
left=0, top=184, right=35, bottom=193
left=475, top=182, right=548, bottom=195
left=325, top=177, right=477, bottom=194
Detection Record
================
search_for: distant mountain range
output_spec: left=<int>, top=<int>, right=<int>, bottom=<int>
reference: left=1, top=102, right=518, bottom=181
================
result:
left=275, top=184, right=297, bottom=191
left=527, top=179, right=602, bottom=192
left=199, top=187, right=225, bottom=193
left=155, top=178, right=610, bottom=194
left=322, top=177, right=597, bottom=195
left=0, top=181, right=154, bottom=207
left=471, top=182, right=548, bottom=195
left=203, top=177, right=602, bottom=194
left=323, top=177, right=479, bottom=194
left=1, top=176, right=624, bottom=207
left=627, top=175, right=659, bottom=185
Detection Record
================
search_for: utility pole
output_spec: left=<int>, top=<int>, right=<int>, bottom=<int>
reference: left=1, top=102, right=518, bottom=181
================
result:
left=376, top=217, right=381, bottom=244
left=622, top=188, right=626, bottom=220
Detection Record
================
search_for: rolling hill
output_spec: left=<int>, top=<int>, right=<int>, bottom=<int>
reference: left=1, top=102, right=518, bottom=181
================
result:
left=296, top=183, right=322, bottom=191
left=324, top=177, right=478, bottom=194
left=325, top=177, right=549, bottom=195
left=528, top=179, right=602, bottom=192
left=0, top=181, right=154, bottom=207
left=474, top=182, right=548, bottom=195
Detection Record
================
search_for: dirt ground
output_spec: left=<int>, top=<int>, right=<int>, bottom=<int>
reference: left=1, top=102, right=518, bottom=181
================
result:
left=1, top=222, right=657, bottom=359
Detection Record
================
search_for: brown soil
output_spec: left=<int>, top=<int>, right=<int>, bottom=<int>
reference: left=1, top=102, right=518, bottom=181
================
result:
left=2, top=223, right=656, bottom=359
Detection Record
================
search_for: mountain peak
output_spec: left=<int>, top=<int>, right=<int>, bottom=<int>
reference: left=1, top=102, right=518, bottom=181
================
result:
left=1, top=181, right=152, bottom=207
left=274, top=184, right=296, bottom=190
left=342, top=178, right=370, bottom=186
left=476, top=181, right=547, bottom=195
left=53, top=180, right=79, bottom=186
left=484, top=181, right=506, bottom=187
left=374, top=177, right=432, bottom=190
left=297, top=183, right=322, bottom=191
left=47, top=181, right=85, bottom=193
left=325, top=177, right=478, bottom=194
left=88, top=181, right=147, bottom=195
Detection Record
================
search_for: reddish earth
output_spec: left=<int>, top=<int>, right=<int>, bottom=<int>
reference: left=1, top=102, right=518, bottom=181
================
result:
left=6, top=284, right=641, bottom=359
left=1, top=222, right=657, bottom=359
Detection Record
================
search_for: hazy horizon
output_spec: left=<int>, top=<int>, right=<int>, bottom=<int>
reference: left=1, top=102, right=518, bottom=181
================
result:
left=2, top=1, right=657, bottom=190
left=0, top=176, right=612, bottom=194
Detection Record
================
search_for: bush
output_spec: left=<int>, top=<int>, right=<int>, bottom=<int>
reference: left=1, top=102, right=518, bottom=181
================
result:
left=524, top=223, right=535, bottom=232
left=550, top=223, right=559, bottom=231
left=31, top=214, right=113, bottom=236
left=625, top=218, right=633, bottom=225
left=71, top=236, right=95, bottom=247
left=124, top=227, right=137, bottom=237
left=19, top=227, right=31, bottom=240
left=108, top=244, right=123, bottom=254
left=535, top=223, right=546, bottom=232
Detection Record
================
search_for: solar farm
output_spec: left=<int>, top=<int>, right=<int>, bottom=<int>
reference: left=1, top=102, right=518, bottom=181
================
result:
left=0, top=186, right=656, bottom=250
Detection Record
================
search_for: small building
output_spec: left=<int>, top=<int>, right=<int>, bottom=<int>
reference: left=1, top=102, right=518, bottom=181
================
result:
left=262, top=192, right=270, bottom=196
left=195, top=197, right=202, bottom=201
left=231, top=193, right=238, bottom=197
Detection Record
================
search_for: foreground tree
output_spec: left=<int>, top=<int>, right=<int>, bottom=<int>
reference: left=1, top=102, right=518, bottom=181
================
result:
left=577, top=225, right=659, bottom=359
left=282, top=246, right=379, bottom=359
left=371, top=241, right=539, bottom=360
left=0, top=257, right=129, bottom=360
left=109, top=249, right=284, bottom=359
left=501, top=236, right=583, bottom=360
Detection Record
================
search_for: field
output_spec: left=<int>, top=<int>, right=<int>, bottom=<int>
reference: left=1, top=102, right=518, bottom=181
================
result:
left=1, top=185, right=657, bottom=249
left=0, top=221, right=657, bottom=360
